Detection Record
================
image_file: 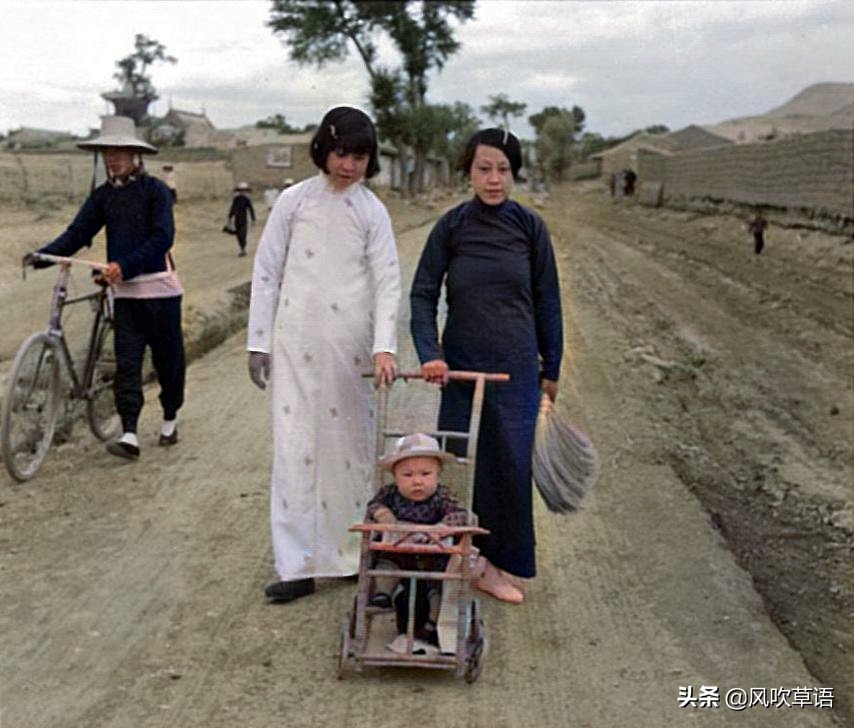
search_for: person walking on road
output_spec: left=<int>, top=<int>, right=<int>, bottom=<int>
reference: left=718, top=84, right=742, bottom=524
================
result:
left=410, top=128, right=563, bottom=604
left=623, top=168, right=637, bottom=196
left=748, top=208, right=768, bottom=255
left=228, top=181, right=256, bottom=257
left=24, top=115, right=185, bottom=460
left=247, top=106, right=401, bottom=603
left=161, top=164, right=177, bottom=202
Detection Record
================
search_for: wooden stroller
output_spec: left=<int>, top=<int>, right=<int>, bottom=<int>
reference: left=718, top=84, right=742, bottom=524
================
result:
left=337, top=370, right=508, bottom=683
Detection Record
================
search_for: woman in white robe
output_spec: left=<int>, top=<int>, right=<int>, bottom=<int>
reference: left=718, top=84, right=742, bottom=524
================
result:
left=247, top=107, right=401, bottom=602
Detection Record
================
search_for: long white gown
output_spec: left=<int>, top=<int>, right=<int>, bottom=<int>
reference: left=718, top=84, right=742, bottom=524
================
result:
left=248, top=173, right=401, bottom=579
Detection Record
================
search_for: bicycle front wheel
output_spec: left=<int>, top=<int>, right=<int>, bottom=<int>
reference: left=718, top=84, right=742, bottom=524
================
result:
left=86, top=318, right=120, bottom=441
left=1, top=333, right=61, bottom=481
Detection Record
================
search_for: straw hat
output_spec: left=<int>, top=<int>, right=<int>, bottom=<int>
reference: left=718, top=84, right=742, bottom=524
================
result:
left=77, top=116, right=157, bottom=154
left=234, top=181, right=251, bottom=192
left=378, top=433, right=455, bottom=471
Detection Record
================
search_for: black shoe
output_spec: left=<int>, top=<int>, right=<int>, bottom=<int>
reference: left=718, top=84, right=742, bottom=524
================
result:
left=158, top=429, right=178, bottom=447
left=414, top=619, right=439, bottom=647
left=369, top=592, right=392, bottom=609
left=264, top=578, right=315, bottom=603
left=106, top=440, right=140, bottom=460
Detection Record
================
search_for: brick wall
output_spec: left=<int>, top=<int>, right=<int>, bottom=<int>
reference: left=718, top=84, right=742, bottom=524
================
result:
left=638, top=129, right=853, bottom=221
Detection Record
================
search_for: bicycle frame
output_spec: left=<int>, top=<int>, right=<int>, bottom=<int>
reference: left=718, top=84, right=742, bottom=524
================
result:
left=39, top=258, right=114, bottom=401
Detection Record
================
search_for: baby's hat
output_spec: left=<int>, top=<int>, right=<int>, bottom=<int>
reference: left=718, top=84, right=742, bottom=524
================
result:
left=378, top=433, right=455, bottom=471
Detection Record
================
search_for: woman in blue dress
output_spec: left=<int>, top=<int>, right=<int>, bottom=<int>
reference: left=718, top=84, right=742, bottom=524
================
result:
left=410, top=128, right=563, bottom=603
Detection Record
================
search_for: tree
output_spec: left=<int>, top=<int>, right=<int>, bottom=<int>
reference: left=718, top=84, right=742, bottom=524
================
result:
left=256, top=113, right=301, bottom=133
left=441, top=101, right=480, bottom=170
left=528, top=105, right=585, bottom=137
left=268, top=0, right=475, bottom=193
left=480, top=93, right=527, bottom=130
left=113, top=34, right=176, bottom=102
left=535, top=114, right=577, bottom=181
left=268, top=1, right=380, bottom=79
left=576, top=131, right=609, bottom=160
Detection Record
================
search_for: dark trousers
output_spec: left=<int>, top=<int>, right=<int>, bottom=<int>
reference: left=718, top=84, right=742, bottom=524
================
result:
left=438, top=365, right=539, bottom=578
left=236, top=221, right=248, bottom=251
left=753, top=232, right=765, bottom=255
left=113, top=296, right=185, bottom=433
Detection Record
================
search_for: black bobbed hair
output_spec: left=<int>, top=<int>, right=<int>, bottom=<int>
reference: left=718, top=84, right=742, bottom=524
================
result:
left=310, top=106, right=381, bottom=179
left=459, top=128, right=523, bottom=180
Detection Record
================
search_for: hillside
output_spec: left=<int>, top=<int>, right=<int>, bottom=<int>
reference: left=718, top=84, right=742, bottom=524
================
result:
left=707, top=81, right=854, bottom=142
left=765, top=82, right=854, bottom=118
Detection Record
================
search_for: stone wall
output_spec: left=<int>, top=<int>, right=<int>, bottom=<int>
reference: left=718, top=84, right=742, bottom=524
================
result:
left=637, top=129, right=853, bottom=223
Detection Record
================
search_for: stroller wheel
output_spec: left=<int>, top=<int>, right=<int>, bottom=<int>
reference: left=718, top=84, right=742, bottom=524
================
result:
left=337, top=622, right=352, bottom=679
left=463, top=636, right=484, bottom=683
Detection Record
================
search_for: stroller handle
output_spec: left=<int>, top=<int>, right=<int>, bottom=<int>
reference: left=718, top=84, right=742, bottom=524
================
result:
left=363, top=370, right=510, bottom=383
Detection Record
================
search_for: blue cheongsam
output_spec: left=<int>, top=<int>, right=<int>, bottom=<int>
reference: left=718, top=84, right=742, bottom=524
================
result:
left=410, top=196, right=562, bottom=577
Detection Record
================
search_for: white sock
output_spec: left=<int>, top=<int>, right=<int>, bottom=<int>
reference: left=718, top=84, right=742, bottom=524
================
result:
left=161, top=419, right=177, bottom=437
left=119, top=432, right=139, bottom=447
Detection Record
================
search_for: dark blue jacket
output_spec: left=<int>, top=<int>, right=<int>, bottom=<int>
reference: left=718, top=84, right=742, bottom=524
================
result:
left=39, top=174, right=175, bottom=280
left=410, top=196, right=563, bottom=381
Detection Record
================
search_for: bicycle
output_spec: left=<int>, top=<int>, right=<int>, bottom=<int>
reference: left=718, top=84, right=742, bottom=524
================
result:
left=1, top=253, right=120, bottom=481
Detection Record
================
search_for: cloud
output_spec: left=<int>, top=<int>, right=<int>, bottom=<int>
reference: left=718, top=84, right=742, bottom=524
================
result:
left=2, top=1, right=853, bottom=139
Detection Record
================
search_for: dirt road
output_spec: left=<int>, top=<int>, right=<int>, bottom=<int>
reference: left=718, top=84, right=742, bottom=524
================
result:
left=1, top=185, right=849, bottom=727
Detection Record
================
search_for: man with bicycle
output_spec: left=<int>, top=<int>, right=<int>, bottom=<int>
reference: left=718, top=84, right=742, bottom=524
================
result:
left=24, top=116, right=185, bottom=460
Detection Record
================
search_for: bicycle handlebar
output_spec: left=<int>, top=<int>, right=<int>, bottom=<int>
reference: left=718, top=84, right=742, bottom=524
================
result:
left=28, top=252, right=109, bottom=271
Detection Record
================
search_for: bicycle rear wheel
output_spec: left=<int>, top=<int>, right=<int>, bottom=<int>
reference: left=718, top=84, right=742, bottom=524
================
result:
left=86, top=318, right=120, bottom=441
left=1, top=333, right=61, bottom=481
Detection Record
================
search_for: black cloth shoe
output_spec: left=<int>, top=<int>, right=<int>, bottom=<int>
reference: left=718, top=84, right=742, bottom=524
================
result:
left=264, top=578, right=315, bottom=603
left=158, top=429, right=178, bottom=447
left=106, top=440, right=140, bottom=460
left=414, top=619, right=440, bottom=647
left=369, top=592, right=392, bottom=609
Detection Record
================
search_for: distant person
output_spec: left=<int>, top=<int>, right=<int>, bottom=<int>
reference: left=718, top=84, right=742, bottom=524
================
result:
left=623, top=168, right=637, bottom=196
left=247, top=106, right=401, bottom=603
left=748, top=208, right=768, bottom=255
left=24, top=115, right=185, bottom=459
left=263, top=187, right=279, bottom=211
left=227, top=182, right=256, bottom=257
left=365, top=433, right=468, bottom=646
left=264, top=178, right=295, bottom=212
left=162, top=164, right=177, bottom=202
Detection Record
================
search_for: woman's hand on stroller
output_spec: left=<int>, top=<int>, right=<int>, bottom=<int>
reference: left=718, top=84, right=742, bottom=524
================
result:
left=373, top=351, right=396, bottom=388
left=421, top=359, right=449, bottom=385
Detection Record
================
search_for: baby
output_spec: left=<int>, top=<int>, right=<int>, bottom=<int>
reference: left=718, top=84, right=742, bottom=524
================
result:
left=365, top=433, right=469, bottom=646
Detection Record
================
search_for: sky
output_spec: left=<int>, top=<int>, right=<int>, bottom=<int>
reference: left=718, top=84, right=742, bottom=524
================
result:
left=2, top=0, right=853, bottom=141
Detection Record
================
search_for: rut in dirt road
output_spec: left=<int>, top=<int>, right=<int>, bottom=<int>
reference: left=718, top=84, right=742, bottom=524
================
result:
left=544, top=184, right=853, bottom=723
